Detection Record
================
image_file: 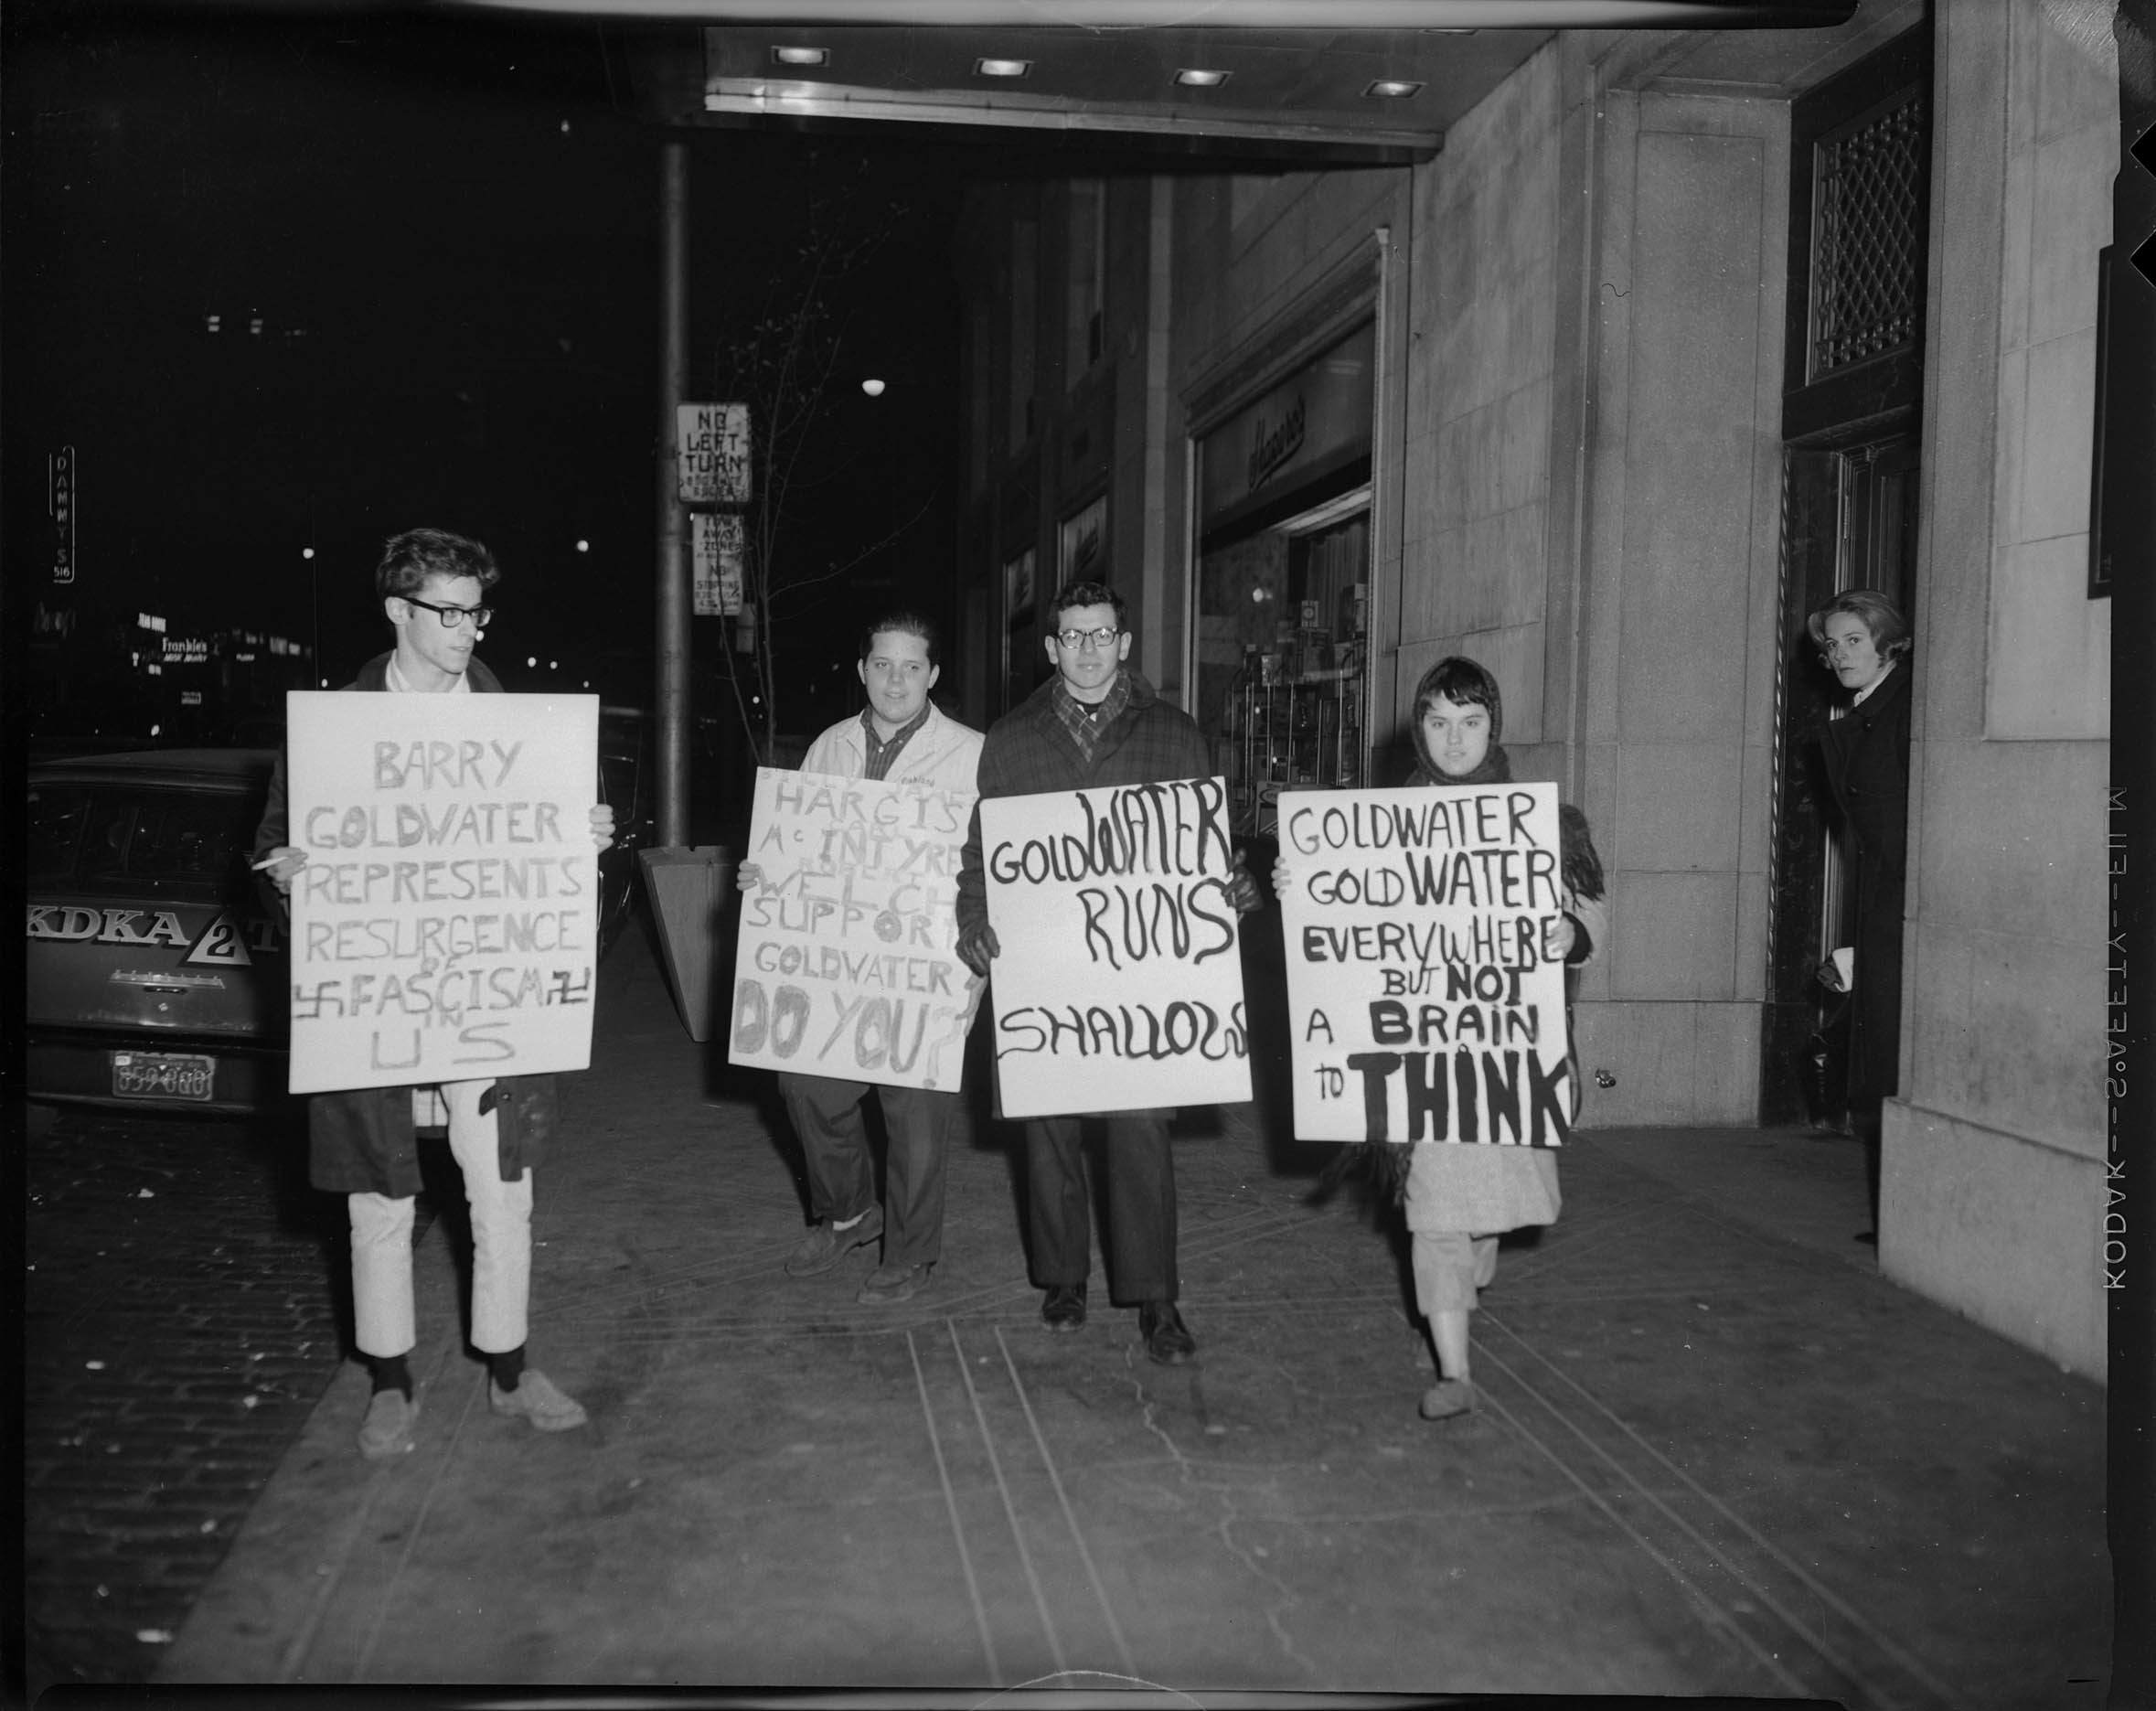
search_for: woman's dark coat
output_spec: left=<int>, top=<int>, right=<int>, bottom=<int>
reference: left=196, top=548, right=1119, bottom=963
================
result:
left=1819, top=660, right=1913, bottom=1115
left=251, top=649, right=559, bottom=1198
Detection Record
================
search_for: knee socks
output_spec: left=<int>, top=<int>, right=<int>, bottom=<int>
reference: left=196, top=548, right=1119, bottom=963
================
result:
left=488, top=1345, right=526, bottom=1392
left=368, top=1353, right=412, bottom=1400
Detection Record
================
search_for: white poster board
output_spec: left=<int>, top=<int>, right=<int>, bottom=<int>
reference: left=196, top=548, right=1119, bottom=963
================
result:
left=982, top=777, right=1251, bottom=1118
left=1278, top=782, right=1573, bottom=1146
left=692, top=512, right=744, bottom=616
left=729, top=767, right=982, bottom=1091
left=676, top=401, right=752, bottom=505
left=283, top=690, right=601, bottom=1095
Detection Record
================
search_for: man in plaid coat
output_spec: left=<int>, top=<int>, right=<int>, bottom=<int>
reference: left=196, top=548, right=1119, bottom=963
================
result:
left=955, top=580, right=1259, bottom=1365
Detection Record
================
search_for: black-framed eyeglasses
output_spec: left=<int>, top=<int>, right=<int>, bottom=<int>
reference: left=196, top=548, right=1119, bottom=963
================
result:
left=401, top=595, right=494, bottom=629
left=1055, top=626, right=1121, bottom=650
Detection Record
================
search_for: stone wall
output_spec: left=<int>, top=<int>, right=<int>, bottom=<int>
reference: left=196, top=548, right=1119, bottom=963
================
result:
left=1882, top=0, right=2115, bottom=1380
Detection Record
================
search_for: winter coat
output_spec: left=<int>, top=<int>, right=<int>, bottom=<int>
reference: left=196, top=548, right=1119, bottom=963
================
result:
left=1819, top=659, right=1912, bottom=1114
left=799, top=700, right=984, bottom=794
left=955, top=668, right=1211, bottom=939
left=252, top=648, right=559, bottom=1198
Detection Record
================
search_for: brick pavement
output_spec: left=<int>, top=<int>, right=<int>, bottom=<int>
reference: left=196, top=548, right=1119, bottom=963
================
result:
left=22, top=1105, right=349, bottom=1697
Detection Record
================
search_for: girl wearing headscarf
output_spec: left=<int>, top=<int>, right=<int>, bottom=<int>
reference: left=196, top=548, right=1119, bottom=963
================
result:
left=1277, top=657, right=1606, bottom=1421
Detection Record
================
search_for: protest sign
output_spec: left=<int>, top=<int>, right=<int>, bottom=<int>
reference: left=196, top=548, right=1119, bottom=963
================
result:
left=982, top=777, right=1250, bottom=1118
left=730, top=768, right=981, bottom=1091
left=1278, top=782, right=1573, bottom=1146
left=283, top=690, right=601, bottom=1095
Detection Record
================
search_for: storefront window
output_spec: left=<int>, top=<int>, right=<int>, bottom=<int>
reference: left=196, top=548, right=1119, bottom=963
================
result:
left=1191, top=323, right=1375, bottom=837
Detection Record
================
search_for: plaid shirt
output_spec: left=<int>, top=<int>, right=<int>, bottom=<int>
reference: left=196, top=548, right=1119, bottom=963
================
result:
left=857, top=701, right=931, bottom=782
left=956, top=668, right=1211, bottom=935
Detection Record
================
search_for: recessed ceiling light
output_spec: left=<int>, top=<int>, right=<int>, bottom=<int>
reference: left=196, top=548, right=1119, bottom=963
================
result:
left=1364, top=79, right=1425, bottom=100
left=975, top=58, right=1032, bottom=79
left=1175, top=68, right=1231, bottom=88
left=772, top=46, right=827, bottom=67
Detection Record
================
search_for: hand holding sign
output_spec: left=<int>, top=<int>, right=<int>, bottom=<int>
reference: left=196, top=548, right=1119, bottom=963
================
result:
left=729, top=768, right=982, bottom=1091
left=283, top=690, right=603, bottom=1095
left=981, top=776, right=1251, bottom=1118
left=1278, top=782, right=1574, bottom=1147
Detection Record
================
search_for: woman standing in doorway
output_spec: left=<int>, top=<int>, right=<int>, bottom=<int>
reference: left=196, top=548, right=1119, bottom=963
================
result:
left=1808, top=590, right=1914, bottom=1240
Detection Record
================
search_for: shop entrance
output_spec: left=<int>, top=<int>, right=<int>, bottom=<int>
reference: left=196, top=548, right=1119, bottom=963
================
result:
left=1759, top=24, right=1931, bottom=1128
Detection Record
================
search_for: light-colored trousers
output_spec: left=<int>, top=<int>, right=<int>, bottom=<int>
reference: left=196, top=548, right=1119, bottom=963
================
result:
left=1411, top=1230, right=1502, bottom=1317
left=349, top=1080, right=531, bottom=1359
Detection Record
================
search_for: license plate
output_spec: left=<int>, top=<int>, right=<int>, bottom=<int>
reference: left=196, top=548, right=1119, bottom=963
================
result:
left=112, top=1051, right=217, bottom=1102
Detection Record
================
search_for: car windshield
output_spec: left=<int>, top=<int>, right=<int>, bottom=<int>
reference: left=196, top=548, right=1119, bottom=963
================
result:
left=28, top=784, right=262, bottom=884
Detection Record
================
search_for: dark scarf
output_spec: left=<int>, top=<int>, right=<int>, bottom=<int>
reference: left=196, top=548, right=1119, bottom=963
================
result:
left=1051, top=670, right=1131, bottom=766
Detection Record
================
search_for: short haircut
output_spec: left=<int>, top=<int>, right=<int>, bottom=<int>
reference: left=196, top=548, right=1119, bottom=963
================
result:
left=1412, top=655, right=1503, bottom=743
left=375, top=529, right=502, bottom=604
left=859, top=610, right=940, bottom=667
left=1049, top=580, right=1126, bottom=630
left=1807, top=589, right=1912, bottom=664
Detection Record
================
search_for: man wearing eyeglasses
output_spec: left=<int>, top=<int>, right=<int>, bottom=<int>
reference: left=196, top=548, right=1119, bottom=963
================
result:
left=955, top=580, right=1260, bottom=1365
left=252, top=528, right=613, bottom=1461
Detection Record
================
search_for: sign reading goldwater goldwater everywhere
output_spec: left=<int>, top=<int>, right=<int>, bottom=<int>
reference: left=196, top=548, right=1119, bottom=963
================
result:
left=283, top=690, right=601, bottom=1095
left=730, top=767, right=983, bottom=1091
left=1278, top=782, right=1573, bottom=1146
left=982, top=777, right=1250, bottom=1119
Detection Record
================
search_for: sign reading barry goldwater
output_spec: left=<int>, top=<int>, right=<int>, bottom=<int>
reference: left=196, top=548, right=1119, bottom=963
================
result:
left=982, top=778, right=1250, bottom=1119
left=1278, top=783, right=1573, bottom=1146
left=730, top=768, right=983, bottom=1091
left=283, top=690, right=601, bottom=1095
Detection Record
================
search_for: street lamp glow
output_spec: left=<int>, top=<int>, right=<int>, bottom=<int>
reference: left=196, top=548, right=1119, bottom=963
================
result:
left=550, top=660, right=559, bottom=671
left=528, top=656, right=539, bottom=668
left=860, top=378, right=885, bottom=398
left=575, top=540, right=590, bottom=553
left=301, top=547, right=315, bottom=561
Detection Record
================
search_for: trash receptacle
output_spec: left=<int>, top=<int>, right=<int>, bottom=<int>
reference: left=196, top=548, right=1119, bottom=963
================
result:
left=637, top=845, right=737, bottom=1043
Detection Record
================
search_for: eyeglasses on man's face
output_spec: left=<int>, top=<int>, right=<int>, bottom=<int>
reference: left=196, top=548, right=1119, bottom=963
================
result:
left=402, top=595, right=494, bottom=629
left=1055, top=626, right=1122, bottom=650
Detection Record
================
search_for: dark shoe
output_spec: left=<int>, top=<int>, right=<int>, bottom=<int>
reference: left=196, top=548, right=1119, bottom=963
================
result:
left=858, top=1262, right=933, bottom=1305
left=1138, top=1299, right=1195, bottom=1365
left=1041, top=1283, right=1087, bottom=1331
left=784, top=1205, right=884, bottom=1277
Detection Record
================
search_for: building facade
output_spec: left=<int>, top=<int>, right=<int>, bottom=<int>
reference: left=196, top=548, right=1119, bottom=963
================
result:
left=954, top=0, right=2118, bottom=1379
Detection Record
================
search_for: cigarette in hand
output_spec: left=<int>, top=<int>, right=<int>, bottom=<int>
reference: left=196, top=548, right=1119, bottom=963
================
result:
left=251, top=856, right=283, bottom=871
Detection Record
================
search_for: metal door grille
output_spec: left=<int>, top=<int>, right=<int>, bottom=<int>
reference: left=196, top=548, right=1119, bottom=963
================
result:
left=1809, top=92, right=1927, bottom=380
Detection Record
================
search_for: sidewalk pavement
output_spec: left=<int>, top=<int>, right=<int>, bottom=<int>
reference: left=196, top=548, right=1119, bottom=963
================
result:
left=156, top=916, right=2112, bottom=1703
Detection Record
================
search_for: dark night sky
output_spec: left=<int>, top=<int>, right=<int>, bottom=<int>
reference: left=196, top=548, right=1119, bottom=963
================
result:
left=6, top=5, right=967, bottom=727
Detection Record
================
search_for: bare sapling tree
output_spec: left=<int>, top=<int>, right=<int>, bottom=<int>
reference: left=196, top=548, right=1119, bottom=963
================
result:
left=701, top=176, right=934, bottom=765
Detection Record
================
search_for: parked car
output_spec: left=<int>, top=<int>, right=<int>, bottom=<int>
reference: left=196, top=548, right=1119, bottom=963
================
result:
left=597, top=704, right=655, bottom=951
left=26, top=749, right=290, bottom=1117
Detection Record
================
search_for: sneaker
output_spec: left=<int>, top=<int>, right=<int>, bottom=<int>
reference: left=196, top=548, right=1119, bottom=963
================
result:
left=358, top=1388, right=419, bottom=1460
left=489, top=1368, right=589, bottom=1433
left=784, top=1205, right=885, bottom=1278
left=858, top=1262, right=933, bottom=1305
left=1419, top=1378, right=1477, bottom=1421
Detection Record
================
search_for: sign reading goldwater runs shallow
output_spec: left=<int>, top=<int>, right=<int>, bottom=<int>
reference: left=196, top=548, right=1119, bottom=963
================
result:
left=283, top=690, right=601, bottom=1095
left=730, top=768, right=983, bottom=1091
left=982, top=777, right=1250, bottom=1118
left=1278, top=783, right=1573, bottom=1146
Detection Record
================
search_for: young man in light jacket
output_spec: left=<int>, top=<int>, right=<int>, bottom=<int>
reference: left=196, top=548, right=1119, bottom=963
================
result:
left=739, top=611, right=986, bottom=1304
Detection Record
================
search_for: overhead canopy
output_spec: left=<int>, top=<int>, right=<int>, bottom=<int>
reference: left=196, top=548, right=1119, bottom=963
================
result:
left=454, top=0, right=1862, bottom=162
